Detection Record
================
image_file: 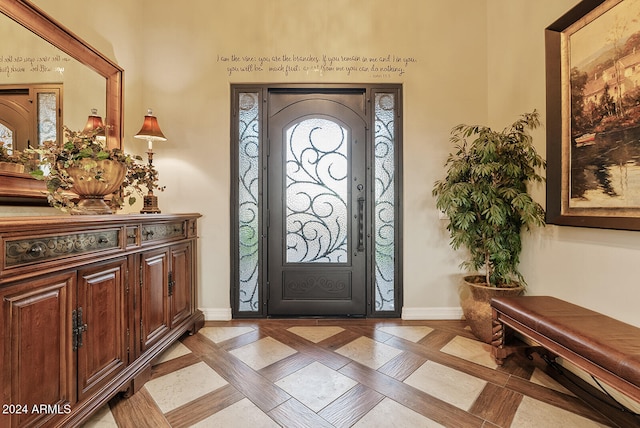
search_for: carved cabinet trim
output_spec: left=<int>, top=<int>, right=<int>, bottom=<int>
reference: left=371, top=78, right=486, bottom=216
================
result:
left=0, top=213, right=203, bottom=428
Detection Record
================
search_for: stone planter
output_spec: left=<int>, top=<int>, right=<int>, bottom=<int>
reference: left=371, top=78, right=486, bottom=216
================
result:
left=460, top=275, right=524, bottom=343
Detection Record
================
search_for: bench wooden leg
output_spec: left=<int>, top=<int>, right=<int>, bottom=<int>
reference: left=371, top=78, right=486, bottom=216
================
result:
left=491, top=317, right=514, bottom=365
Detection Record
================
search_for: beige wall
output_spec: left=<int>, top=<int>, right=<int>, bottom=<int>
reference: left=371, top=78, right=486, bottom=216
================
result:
left=486, top=0, right=640, bottom=327
left=6, top=0, right=637, bottom=326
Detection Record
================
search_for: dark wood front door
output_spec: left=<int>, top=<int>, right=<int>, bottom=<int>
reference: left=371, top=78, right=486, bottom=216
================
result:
left=267, top=90, right=367, bottom=316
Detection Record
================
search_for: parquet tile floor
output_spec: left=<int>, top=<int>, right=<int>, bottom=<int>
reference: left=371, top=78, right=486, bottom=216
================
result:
left=81, top=319, right=639, bottom=427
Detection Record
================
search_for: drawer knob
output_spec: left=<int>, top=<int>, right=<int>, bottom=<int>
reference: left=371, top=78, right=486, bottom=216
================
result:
left=28, top=244, right=43, bottom=256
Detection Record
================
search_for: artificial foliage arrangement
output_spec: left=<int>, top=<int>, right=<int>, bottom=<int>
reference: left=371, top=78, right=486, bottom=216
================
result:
left=121, top=153, right=166, bottom=208
left=432, top=110, right=546, bottom=288
left=0, top=141, right=20, bottom=164
left=0, top=141, right=34, bottom=173
left=29, top=126, right=164, bottom=214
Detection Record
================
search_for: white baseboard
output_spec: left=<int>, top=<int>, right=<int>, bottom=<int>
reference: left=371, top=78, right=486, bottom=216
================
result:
left=402, top=306, right=463, bottom=320
left=200, top=307, right=232, bottom=321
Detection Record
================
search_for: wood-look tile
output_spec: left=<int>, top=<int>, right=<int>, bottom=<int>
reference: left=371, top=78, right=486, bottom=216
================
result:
left=469, top=382, right=522, bottom=427
left=259, top=351, right=317, bottom=382
left=318, top=328, right=367, bottom=351
left=505, top=374, right=611, bottom=423
left=417, top=328, right=457, bottom=349
left=496, top=349, right=537, bottom=378
left=268, top=398, right=335, bottom=428
left=181, top=332, right=291, bottom=413
left=377, top=325, right=435, bottom=343
left=109, top=388, right=170, bottom=428
left=150, top=352, right=201, bottom=380
left=263, top=325, right=354, bottom=370
left=212, top=327, right=264, bottom=351
left=385, top=333, right=513, bottom=387
left=286, top=325, right=346, bottom=343
left=422, top=320, right=475, bottom=338
left=339, top=360, right=485, bottom=428
left=318, top=383, right=384, bottom=428
left=164, top=384, right=244, bottom=428
left=348, top=324, right=390, bottom=342
left=377, top=350, right=428, bottom=381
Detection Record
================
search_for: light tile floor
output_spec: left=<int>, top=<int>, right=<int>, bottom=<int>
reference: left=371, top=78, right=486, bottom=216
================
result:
left=191, top=398, right=280, bottom=428
left=335, top=336, right=404, bottom=370
left=275, top=361, right=358, bottom=412
left=512, top=396, right=610, bottom=427
left=404, top=360, right=488, bottom=410
left=352, top=397, right=445, bottom=428
left=229, top=336, right=298, bottom=370
left=81, top=322, right=618, bottom=427
left=286, top=326, right=345, bottom=343
left=144, top=361, right=228, bottom=413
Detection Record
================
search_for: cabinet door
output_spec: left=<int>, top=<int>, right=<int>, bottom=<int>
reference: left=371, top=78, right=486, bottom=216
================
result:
left=0, top=272, right=76, bottom=428
left=140, top=249, right=170, bottom=352
left=77, top=258, right=128, bottom=401
left=170, top=242, right=193, bottom=327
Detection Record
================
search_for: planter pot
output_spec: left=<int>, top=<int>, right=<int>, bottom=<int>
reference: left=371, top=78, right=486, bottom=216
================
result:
left=460, top=275, right=524, bottom=343
left=66, top=159, right=126, bottom=215
left=0, top=161, right=25, bottom=174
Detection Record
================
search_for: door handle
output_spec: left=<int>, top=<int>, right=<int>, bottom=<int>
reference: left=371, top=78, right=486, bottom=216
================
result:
left=357, top=196, right=365, bottom=252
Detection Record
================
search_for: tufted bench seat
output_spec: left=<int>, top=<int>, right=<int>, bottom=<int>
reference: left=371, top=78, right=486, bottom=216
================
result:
left=490, top=295, right=640, bottom=403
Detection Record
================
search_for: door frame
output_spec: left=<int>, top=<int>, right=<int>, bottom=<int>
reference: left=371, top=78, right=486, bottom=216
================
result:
left=230, top=83, right=403, bottom=318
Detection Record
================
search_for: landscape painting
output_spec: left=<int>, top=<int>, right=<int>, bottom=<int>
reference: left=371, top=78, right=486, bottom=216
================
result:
left=568, top=0, right=640, bottom=211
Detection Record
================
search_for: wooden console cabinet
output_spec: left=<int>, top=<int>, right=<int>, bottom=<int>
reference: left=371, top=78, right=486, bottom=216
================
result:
left=0, top=214, right=204, bottom=427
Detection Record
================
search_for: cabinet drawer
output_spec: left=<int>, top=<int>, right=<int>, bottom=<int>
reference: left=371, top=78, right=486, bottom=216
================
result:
left=4, top=228, right=120, bottom=269
left=141, top=222, right=186, bottom=244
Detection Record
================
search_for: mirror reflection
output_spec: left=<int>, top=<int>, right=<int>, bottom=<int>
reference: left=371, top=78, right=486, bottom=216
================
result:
left=0, top=9, right=105, bottom=154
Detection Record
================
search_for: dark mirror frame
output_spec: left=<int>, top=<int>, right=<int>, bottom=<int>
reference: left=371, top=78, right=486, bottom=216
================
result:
left=0, top=0, right=123, bottom=202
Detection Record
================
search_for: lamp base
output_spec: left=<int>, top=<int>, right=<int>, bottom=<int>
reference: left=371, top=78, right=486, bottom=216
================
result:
left=140, top=194, right=161, bottom=214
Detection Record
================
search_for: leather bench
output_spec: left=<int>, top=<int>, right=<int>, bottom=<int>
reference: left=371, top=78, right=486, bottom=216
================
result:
left=490, top=295, right=640, bottom=403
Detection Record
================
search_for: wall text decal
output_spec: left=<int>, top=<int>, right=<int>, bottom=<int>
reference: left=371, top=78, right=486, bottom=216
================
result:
left=217, top=53, right=418, bottom=78
left=0, top=54, right=71, bottom=77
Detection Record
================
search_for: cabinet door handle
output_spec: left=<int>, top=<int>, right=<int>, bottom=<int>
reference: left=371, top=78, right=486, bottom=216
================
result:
left=168, top=271, right=174, bottom=296
left=72, top=308, right=88, bottom=351
left=357, top=196, right=365, bottom=252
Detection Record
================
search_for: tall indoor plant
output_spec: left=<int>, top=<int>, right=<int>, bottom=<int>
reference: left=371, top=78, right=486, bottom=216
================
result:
left=432, top=110, right=546, bottom=342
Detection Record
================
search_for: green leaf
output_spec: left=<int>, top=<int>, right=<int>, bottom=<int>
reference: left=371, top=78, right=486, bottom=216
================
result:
left=29, top=170, right=44, bottom=179
left=96, top=150, right=110, bottom=160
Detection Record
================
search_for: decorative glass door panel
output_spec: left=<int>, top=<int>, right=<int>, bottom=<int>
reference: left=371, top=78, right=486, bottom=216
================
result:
left=286, top=118, right=348, bottom=264
left=268, top=93, right=367, bottom=316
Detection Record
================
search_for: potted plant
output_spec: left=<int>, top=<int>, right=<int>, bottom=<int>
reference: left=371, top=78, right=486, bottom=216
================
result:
left=432, top=110, right=546, bottom=342
left=0, top=141, right=25, bottom=173
left=29, top=126, right=162, bottom=214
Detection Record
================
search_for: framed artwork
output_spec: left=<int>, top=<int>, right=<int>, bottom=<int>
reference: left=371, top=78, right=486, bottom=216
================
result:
left=546, top=0, right=640, bottom=230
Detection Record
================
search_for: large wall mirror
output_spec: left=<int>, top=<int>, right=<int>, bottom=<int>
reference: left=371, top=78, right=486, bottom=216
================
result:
left=0, top=0, right=123, bottom=202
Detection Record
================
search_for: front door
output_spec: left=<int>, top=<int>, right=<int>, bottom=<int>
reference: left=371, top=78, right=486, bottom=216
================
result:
left=267, top=91, right=367, bottom=316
